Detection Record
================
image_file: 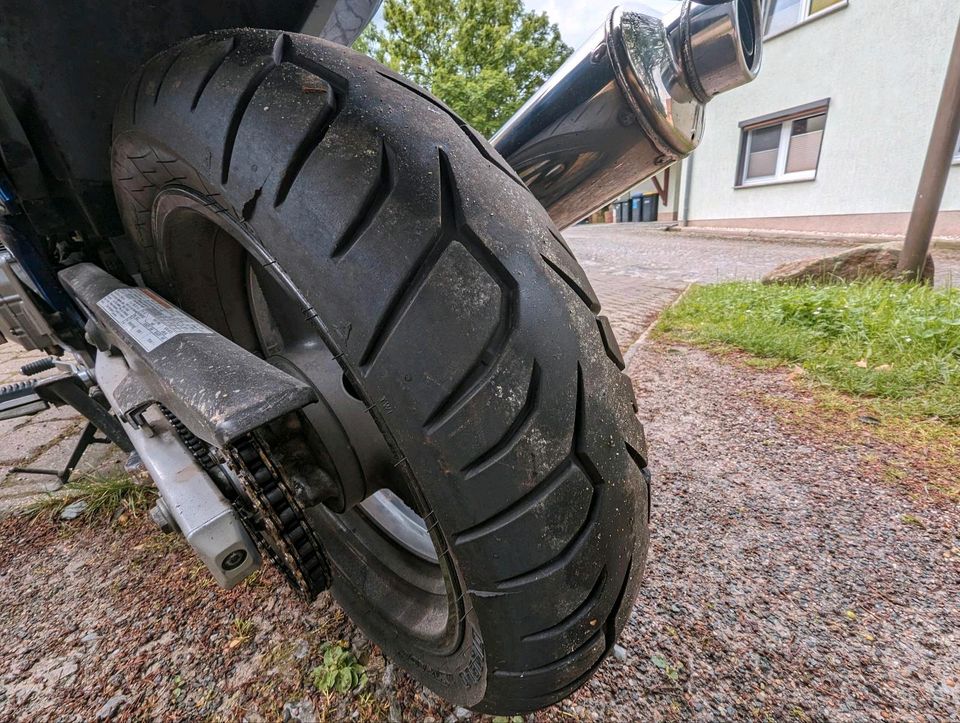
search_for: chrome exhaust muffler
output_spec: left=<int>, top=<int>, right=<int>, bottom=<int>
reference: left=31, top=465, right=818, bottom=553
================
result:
left=492, top=0, right=762, bottom=229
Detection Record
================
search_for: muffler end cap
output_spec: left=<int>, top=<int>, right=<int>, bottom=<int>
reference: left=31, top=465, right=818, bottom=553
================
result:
left=684, top=0, right=763, bottom=101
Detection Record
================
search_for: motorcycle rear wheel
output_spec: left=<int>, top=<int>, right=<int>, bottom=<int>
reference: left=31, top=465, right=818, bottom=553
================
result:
left=111, top=29, right=649, bottom=713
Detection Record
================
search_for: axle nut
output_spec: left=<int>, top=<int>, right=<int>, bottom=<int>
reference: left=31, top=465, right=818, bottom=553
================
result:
left=221, top=549, right=248, bottom=571
left=149, top=501, right=176, bottom=534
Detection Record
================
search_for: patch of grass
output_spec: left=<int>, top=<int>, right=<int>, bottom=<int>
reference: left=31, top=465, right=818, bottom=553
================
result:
left=657, top=280, right=960, bottom=421
left=355, top=692, right=389, bottom=722
left=24, top=472, right=156, bottom=521
left=228, top=618, right=256, bottom=648
left=311, top=642, right=367, bottom=694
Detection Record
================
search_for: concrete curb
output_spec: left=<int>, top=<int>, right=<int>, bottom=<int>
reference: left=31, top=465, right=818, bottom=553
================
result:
left=622, top=283, right=692, bottom=370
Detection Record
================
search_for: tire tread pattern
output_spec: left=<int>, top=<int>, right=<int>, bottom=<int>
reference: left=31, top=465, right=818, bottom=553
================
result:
left=110, top=29, right=649, bottom=714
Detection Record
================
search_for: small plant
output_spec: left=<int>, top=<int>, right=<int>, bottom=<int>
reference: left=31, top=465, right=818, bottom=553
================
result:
left=901, top=513, right=926, bottom=528
left=25, top=472, right=156, bottom=521
left=171, top=674, right=185, bottom=701
left=229, top=618, right=256, bottom=647
left=243, top=568, right=266, bottom=588
left=356, top=691, right=389, bottom=722
left=311, top=642, right=368, bottom=694
left=650, top=652, right=682, bottom=683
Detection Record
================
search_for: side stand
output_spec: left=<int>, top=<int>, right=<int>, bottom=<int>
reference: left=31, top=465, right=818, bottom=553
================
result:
left=10, top=421, right=112, bottom=485
left=2, top=371, right=133, bottom=487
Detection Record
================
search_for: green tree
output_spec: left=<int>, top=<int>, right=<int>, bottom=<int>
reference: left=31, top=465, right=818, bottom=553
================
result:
left=354, top=0, right=571, bottom=137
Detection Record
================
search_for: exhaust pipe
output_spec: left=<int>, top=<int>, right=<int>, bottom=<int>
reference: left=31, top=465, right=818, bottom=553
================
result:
left=492, top=0, right=762, bottom=229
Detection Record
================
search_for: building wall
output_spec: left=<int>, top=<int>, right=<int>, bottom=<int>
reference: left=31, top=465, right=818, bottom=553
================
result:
left=685, top=0, right=960, bottom=233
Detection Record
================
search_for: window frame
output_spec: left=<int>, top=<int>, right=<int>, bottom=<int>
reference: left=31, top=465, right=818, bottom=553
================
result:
left=764, top=0, right=848, bottom=41
left=735, top=99, right=830, bottom=189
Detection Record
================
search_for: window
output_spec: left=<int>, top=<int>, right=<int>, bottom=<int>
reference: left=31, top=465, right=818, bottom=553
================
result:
left=737, top=101, right=829, bottom=187
left=765, top=0, right=845, bottom=37
left=954, top=136, right=960, bottom=164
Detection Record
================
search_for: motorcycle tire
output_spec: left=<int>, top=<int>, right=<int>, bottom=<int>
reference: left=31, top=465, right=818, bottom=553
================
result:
left=110, top=29, right=650, bottom=714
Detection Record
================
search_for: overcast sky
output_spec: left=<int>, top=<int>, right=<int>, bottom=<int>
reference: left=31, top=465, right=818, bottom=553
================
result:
left=522, top=0, right=680, bottom=48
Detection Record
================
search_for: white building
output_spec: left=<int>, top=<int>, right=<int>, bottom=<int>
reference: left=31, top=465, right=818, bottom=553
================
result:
left=619, top=0, right=960, bottom=237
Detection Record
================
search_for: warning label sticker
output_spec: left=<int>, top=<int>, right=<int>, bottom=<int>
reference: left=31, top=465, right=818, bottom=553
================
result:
left=97, top=287, right=212, bottom=352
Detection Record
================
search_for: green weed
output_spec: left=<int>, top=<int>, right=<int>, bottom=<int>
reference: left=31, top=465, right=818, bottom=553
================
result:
left=650, top=652, right=683, bottom=683
left=311, top=642, right=368, bottom=694
left=229, top=618, right=256, bottom=647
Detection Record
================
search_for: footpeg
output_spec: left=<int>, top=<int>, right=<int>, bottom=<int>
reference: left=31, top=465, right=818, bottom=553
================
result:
left=0, top=358, right=133, bottom=482
left=0, top=378, right=46, bottom=421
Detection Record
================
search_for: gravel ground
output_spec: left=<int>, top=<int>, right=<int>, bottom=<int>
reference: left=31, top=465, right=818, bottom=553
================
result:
left=614, top=344, right=959, bottom=721
left=1, top=336, right=957, bottom=721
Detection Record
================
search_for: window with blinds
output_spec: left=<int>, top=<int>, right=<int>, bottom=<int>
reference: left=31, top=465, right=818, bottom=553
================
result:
left=765, top=0, right=845, bottom=37
left=737, top=104, right=828, bottom=187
